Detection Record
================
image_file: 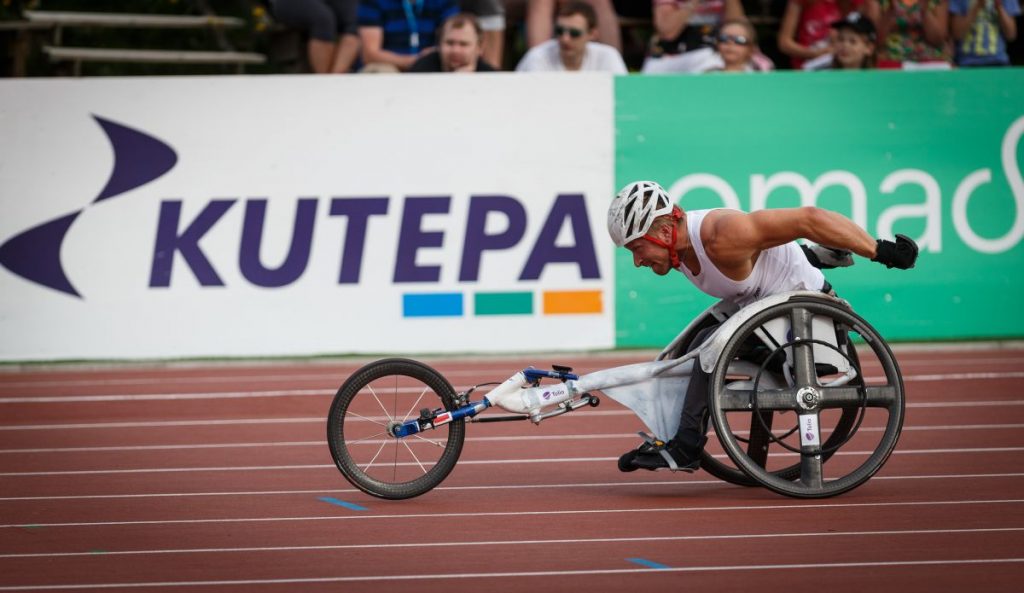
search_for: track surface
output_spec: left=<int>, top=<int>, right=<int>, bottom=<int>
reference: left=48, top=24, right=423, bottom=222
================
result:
left=1, top=347, right=1023, bottom=592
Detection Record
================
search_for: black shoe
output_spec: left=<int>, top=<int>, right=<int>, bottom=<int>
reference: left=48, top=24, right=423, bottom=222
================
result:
left=627, top=440, right=701, bottom=473
left=618, top=439, right=663, bottom=473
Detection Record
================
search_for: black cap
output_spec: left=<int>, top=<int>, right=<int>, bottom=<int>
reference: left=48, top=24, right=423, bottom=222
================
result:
left=831, top=12, right=876, bottom=41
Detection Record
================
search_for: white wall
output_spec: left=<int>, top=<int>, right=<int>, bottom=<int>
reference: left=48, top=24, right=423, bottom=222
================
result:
left=0, top=74, right=615, bottom=360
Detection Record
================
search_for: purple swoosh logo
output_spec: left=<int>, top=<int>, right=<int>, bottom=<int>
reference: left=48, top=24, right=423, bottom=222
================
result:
left=0, top=115, right=177, bottom=297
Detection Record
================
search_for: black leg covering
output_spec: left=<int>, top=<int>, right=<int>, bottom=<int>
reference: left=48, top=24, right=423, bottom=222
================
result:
left=674, top=325, right=716, bottom=451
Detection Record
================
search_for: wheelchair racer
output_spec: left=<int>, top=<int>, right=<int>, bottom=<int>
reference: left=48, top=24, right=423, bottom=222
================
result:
left=607, top=180, right=918, bottom=472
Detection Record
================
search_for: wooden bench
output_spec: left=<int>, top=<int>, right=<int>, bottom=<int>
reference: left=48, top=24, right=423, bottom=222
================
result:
left=21, top=10, right=265, bottom=76
left=42, top=46, right=267, bottom=75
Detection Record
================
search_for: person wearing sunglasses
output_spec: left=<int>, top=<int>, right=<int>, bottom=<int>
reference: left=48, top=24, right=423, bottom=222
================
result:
left=515, top=1, right=628, bottom=72
left=709, top=18, right=770, bottom=71
left=641, top=0, right=746, bottom=73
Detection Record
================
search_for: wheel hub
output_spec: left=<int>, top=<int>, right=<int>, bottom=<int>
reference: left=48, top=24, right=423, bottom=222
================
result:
left=797, top=386, right=821, bottom=411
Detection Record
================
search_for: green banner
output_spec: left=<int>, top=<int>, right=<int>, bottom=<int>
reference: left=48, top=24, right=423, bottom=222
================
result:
left=614, top=69, right=1024, bottom=347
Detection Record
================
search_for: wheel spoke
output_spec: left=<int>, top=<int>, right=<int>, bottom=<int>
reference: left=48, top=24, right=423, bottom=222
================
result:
left=401, top=385, right=430, bottom=423
left=719, top=387, right=799, bottom=411
left=799, top=451, right=824, bottom=489
left=402, top=439, right=429, bottom=474
left=412, top=433, right=447, bottom=448
left=346, top=411, right=388, bottom=427
left=361, top=439, right=389, bottom=473
left=798, top=411, right=824, bottom=488
left=345, top=430, right=388, bottom=445
left=820, top=385, right=898, bottom=409
left=789, top=307, right=816, bottom=387
left=365, top=384, right=393, bottom=420
left=746, top=410, right=773, bottom=468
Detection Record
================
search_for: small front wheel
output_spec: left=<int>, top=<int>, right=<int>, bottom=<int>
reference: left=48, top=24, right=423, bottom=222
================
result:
left=327, top=358, right=465, bottom=499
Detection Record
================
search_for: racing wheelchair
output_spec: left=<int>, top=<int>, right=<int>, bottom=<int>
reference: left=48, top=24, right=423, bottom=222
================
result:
left=327, top=291, right=905, bottom=500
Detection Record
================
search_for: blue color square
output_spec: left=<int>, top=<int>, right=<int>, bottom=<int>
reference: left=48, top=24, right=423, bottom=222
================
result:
left=403, top=292, right=464, bottom=317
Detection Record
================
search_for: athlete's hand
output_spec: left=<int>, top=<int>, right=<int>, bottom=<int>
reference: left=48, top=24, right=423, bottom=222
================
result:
left=872, top=234, right=918, bottom=269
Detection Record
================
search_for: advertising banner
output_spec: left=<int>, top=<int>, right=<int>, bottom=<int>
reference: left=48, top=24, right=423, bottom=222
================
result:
left=0, top=74, right=616, bottom=360
left=615, top=69, right=1024, bottom=347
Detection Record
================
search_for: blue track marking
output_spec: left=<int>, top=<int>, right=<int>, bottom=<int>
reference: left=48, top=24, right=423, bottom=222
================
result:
left=318, top=497, right=368, bottom=511
left=628, top=558, right=671, bottom=570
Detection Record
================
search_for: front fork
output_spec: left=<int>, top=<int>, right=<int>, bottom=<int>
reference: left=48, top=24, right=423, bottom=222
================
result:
left=389, top=366, right=599, bottom=438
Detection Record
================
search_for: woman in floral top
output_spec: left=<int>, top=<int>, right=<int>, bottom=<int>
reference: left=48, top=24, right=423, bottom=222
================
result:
left=864, top=0, right=950, bottom=67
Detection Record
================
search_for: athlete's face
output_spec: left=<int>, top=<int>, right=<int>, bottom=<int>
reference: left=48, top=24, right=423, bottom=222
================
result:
left=625, top=237, right=673, bottom=276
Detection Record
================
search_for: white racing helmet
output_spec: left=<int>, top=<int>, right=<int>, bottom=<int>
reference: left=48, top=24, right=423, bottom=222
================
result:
left=607, top=180, right=675, bottom=247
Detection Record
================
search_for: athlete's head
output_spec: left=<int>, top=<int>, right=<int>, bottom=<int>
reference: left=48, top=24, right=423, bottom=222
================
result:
left=607, top=180, right=683, bottom=273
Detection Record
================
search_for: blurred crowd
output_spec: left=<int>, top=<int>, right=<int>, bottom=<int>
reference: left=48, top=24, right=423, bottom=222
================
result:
left=266, top=0, right=1019, bottom=73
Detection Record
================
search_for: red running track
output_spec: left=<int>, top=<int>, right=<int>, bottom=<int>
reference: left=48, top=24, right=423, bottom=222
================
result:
left=1, top=346, right=1023, bottom=592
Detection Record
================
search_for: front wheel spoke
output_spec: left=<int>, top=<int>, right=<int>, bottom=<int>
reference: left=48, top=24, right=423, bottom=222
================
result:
left=346, top=411, right=389, bottom=427
left=412, top=433, right=447, bottom=448
left=402, top=439, right=428, bottom=474
left=401, top=386, right=430, bottom=423
left=346, top=430, right=388, bottom=445
left=820, top=385, right=898, bottom=409
left=365, top=384, right=394, bottom=420
left=361, top=439, right=390, bottom=473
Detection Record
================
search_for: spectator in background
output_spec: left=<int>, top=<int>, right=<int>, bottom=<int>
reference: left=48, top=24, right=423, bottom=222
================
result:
left=949, top=0, right=1020, bottom=66
left=804, top=11, right=878, bottom=68
left=270, top=0, right=360, bottom=73
left=641, top=0, right=746, bottom=72
left=864, top=0, right=951, bottom=68
left=777, top=0, right=865, bottom=69
left=706, top=18, right=773, bottom=71
left=357, top=0, right=460, bottom=72
left=410, top=13, right=497, bottom=71
left=525, top=0, right=623, bottom=51
left=516, top=1, right=629, bottom=71
left=461, top=0, right=507, bottom=69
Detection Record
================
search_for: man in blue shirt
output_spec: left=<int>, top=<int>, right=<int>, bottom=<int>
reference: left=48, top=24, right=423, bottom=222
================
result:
left=358, top=0, right=460, bottom=71
left=949, top=0, right=1020, bottom=66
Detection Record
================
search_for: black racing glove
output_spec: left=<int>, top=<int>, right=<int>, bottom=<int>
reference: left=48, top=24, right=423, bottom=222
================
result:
left=872, top=234, right=918, bottom=269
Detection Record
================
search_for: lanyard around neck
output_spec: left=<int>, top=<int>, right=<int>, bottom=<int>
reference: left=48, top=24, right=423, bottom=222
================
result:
left=403, top=0, right=424, bottom=50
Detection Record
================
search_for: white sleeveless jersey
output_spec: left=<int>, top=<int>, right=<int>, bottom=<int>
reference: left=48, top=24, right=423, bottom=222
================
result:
left=678, top=209, right=825, bottom=308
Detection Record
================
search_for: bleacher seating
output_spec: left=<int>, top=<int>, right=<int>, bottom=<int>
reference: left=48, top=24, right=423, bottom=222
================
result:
left=21, top=9, right=266, bottom=76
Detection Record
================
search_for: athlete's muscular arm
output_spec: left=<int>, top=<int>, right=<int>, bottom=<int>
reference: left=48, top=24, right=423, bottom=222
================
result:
left=701, top=208, right=877, bottom=278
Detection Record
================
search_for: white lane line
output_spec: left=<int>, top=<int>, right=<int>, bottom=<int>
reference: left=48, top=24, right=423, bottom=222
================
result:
left=1, top=473, right=1022, bottom=502
left=1, top=355, right=1021, bottom=389
left=3, top=371, right=1024, bottom=403
left=4, top=422, right=1022, bottom=455
left=2, top=499, right=1021, bottom=529
left=2, top=526, right=1020, bottom=559
left=2, top=352, right=1024, bottom=389
left=7, top=558, right=1020, bottom=591
left=1, top=447, right=1022, bottom=478
left=1, top=558, right=1023, bottom=591
left=3, top=399, right=1024, bottom=432
left=3, top=558, right=1023, bottom=591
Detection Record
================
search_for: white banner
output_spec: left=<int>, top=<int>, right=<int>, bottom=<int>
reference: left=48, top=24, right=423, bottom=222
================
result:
left=0, top=74, right=615, bottom=360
